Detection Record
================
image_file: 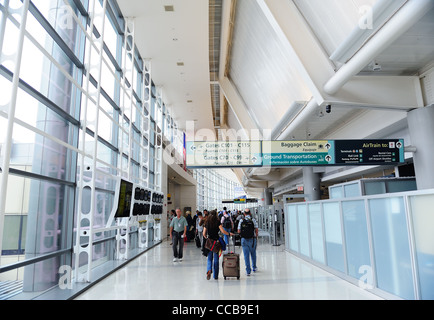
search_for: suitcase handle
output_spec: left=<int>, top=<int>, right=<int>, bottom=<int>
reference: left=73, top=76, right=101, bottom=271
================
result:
left=229, top=234, right=240, bottom=254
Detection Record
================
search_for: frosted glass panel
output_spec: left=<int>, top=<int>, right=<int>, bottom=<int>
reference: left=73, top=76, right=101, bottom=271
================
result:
left=369, top=197, right=414, bottom=300
left=329, top=186, right=343, bottom=199
left=309, top=204, right=324, bottom=263
left=287, top=205, right=299, bottom=252
left=386, top=180, right=417, bottom=193
left=344, top=183, right=360, bottom=198
left=297, top=204, right=309, bottom=257
left=409, top=194, right=434, bottom=300
left=342, top=200, right=371, bottom=278
left=364, top=181, right=386, bottom=195
left=323, top=202, right=345, bottom=273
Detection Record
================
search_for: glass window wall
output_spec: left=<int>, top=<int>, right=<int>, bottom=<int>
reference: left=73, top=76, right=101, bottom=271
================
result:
left=0, top=0, right=172, bottom=299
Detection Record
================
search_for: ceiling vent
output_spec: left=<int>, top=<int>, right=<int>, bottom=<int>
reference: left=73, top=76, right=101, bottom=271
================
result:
left=177, top=62, right=185, bottom=67
left=164, top=5, right=174, bottom=12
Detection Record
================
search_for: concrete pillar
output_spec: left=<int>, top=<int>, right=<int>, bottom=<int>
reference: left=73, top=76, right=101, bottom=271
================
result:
left=264, top=188, right=273, bottom=205
left=407, top=105, right=434, bottom=190
left=303, top=167, right=321, bottom=201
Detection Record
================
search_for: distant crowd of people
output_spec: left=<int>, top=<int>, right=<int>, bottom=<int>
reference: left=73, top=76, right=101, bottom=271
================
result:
left=168, top=207, right=259, bottom=280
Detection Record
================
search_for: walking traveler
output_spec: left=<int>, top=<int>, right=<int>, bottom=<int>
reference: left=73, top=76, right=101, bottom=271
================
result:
left=221, top=210, right=233, bottom=250
left=203, top=210, right=234, bottom=280
left=237, top=208, right=259, bottom=276
left=196, top=212, right=204, bottom=248
left=169, top=208, right=188, bottom=262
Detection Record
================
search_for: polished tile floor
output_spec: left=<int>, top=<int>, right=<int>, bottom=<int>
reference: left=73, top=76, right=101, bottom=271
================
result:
left=75, top=238, right=381, bottom=300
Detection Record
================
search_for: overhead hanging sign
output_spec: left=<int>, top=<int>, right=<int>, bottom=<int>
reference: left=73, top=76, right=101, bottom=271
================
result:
left=186, top=139, right=404, bottom=168
left=186, top=141, right=262, bottom=169
left=262, top=140, right=334, bottom=166
left=334, top=139, right=404, bottom=165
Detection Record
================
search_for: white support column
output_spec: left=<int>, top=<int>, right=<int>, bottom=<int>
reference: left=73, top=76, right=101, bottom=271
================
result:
left=114, top=17, right=137, bottom=260
left=142, top=59, right=152, bottom=188
left=407, top=105, right=434, bottom=190
left=0, top=0, right=30, bottom=267
left=0, top=0, right=9, bottom=55
left=155, top=86, right=164, bottom=192
left=74, top=0, right=108, bottom=283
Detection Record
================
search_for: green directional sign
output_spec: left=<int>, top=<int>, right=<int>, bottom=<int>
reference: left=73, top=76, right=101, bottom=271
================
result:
left=186, top=139, right=404, bottom=169
left=262, top=140, right=335, bottom=166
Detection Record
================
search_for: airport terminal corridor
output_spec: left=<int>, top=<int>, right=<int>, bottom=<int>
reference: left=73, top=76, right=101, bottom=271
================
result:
left=1, top=0, right=434, bottom=301
left=75, top=238, right=381, bottom=300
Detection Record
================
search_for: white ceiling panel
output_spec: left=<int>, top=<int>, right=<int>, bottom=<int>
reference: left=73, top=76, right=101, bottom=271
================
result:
left=293, top=0, right=378, bottom=57
left=360, top=7, right=434, bottom=75
left=229, top=0, right=312, bottom=132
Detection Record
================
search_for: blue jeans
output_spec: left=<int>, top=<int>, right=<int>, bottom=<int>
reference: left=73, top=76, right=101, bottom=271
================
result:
left=207, top=251, right=220, bottom=279
left=223, top=227, right=231, bottom=249
left=241, top=238, right=257, bottom=274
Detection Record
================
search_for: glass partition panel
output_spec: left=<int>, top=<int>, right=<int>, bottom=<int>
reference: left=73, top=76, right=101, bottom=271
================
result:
left=309, top=204, right=324, bottom=263
left=329, top=186, right=343, bottom=199
left=369, top=197, right=414, bottom=300
left=364, top=181, right=386, bottom=196
left=409, top=194, right=434, bottom=300
left=297, top=204, right=309, bottom=257
left=287, top=205, right=298, bottom=252
left=386, top=180, right=417, bottom=193
left=323, top=202, right=345, bottom=273
left=344, top=183, right=361, bottom=198
left=342, top=200, right=371, bottom=278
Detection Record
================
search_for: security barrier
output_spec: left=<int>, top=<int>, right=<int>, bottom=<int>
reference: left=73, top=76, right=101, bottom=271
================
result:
left=284, top=189, right=434, bottom=300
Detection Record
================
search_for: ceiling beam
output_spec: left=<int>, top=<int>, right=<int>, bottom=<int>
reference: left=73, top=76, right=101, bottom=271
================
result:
left=257, top=0, right=425, bottom=109
left=219, top=76, right=261, bottom=138
left=324, top=0, right=434, bottom=95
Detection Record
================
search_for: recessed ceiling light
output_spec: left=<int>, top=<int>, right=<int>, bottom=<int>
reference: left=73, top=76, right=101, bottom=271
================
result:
left=177, top=62, right=184, bottom=66
left=187, top=100, right=193, bottom=103
left=164, top=5, right=174, bottom=12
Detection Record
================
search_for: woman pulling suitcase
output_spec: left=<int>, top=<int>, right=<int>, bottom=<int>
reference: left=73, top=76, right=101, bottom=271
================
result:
left=203, top=210, right=234, bottom=280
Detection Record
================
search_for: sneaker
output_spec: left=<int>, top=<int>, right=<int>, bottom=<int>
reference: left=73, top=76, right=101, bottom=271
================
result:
left=173, top=258, right=178, bottom=262
left=246, top=272, right=251, bottom=277
left=253, top=268, right=257, bottom=272
left=179, top=258, right=183, bottom=262
left=206, top=270, right=212, bottom=280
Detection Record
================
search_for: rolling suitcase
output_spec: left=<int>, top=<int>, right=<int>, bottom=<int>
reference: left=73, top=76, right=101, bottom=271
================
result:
left=222, top=235, right=240, bottom=280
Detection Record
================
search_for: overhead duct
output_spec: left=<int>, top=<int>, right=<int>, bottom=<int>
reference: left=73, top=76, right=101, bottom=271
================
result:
left=324, top=0, right=434, bottom=95
left=271, top=101, right=305, bottom=140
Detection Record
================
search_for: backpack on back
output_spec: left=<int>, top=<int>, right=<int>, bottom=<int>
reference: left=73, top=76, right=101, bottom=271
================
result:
left=222, top=216, right=232, bottom=229
left=240, top=219, right=254, bottom=239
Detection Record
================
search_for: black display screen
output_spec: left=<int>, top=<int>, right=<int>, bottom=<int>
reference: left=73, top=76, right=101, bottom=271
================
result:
left=115, top=179, right=133, bottom=218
